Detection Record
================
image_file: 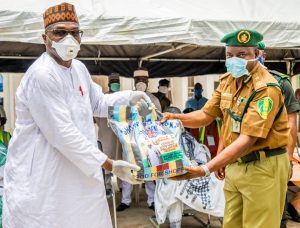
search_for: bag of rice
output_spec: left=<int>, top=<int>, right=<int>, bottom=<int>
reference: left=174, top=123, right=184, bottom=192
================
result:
left=108, top=105, right=190, bottom=181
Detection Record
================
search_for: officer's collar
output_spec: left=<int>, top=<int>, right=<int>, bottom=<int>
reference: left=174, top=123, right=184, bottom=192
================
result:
left=243, top=74, right=252, bottom=84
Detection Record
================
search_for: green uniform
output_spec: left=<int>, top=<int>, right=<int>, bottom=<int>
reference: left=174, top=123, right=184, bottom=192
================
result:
left=269, top=70, right=300, bottom=114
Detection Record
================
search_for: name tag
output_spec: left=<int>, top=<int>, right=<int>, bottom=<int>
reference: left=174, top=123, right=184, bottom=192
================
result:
left=231, top=118, right=241, bottom=133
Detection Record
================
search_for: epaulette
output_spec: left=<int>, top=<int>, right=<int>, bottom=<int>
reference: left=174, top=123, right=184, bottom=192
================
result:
left=269, top=70, right=290, bottom=80
left=252, top=74, right=269, bottom=92
left=219, top=72, right=231, bottom=80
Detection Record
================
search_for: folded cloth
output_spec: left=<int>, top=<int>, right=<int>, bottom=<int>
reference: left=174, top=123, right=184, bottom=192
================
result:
left=154, top=130, right=225, bottom=225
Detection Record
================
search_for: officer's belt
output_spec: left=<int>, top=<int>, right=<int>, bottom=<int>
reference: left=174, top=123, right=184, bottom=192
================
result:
left=237, top=148, right=286, bottom=164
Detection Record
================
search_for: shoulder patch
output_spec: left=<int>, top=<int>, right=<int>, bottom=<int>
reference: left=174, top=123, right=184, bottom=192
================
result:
left=257, top=97, right=273, bottom=119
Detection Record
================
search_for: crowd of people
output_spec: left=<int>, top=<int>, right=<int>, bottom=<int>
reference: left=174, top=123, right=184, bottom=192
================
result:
left=0, top=2, right=299, bottom=228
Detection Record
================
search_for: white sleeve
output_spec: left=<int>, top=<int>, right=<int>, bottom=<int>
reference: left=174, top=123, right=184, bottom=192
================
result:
left=89, top=79, right=132, bottom=117
left=27, top=68, right=107, bottom=180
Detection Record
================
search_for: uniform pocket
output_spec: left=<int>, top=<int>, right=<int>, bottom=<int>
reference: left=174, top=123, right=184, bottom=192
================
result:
left=220, top=99, right=231, bottom=111
left=249, top=158, right=275, bottom=179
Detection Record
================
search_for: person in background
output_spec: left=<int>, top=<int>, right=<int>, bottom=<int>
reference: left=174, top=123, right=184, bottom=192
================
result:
left=185, top=83, right=208, bottom=110
left=2, top=3, right=149, bottom=228
left=153, top=79, right=171, bottom=112
left=296, top=89, right=300, bottom=133
left=0, top=107, right=6, bottom=131
left=117, top=68, right=159, bottom=212
left=94, top=73, right=122, bottom=197
left=133, top=68, right=162, bottom=112
left=0, top=107, right=10, bottom=228
left=257, top=41, right=300, bottom=227
left=285, top=88, right=300, bottom=224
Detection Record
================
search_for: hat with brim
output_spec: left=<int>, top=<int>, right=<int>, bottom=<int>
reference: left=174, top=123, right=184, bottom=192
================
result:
left=221, top=29, right=263, bottom=47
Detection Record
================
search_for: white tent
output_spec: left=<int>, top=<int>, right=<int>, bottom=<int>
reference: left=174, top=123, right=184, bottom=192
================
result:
left=0, top=0, right=300, bottom=76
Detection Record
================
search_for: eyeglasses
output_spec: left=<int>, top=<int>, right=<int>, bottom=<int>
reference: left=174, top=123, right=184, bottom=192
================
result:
left=46, top=29, right=83, bottom=38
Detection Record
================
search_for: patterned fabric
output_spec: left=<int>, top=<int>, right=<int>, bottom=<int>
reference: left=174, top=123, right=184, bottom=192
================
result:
left=180, top=177, right=211, bottom=209
left=43, top=2, right=79, bottom=28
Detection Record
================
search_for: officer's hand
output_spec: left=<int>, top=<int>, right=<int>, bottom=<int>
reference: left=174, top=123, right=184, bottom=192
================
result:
left=160, top=112, right=177, bottom=123
left=168, top=166, right=205, bottom=181
left=112, top=160, right=144, bottom=185
left=214, top=167, right=225, bottom=180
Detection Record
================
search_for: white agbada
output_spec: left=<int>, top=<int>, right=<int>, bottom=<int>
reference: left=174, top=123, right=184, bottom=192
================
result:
left=3, top=53, right=132, bottom=228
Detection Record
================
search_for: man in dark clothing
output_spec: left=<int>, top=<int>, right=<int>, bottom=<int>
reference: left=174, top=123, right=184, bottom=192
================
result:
left=153, top=79, right=171, bottom=112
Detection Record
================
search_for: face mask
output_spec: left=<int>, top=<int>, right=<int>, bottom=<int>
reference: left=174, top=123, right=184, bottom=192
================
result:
left=194, top=89, right=202, bottom=97
left=225, top=57, right=249, bottom=78
left=158, top=86, right=168, bottom=94
left=51, top=34, right=80, bottom=61
left=257, top=55, right=264, bottom=65
left=136, top=82, right=147, bottom=92
left=110, top=83, right=120, bottom=92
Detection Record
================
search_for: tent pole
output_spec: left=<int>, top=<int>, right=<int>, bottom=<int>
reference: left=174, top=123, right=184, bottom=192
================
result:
left=0, top=56, right=292, bottom=63
left=139, top=43, right=192, bottom=67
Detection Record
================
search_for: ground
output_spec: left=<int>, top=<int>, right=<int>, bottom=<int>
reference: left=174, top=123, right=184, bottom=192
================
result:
left=108, top=186, right=300, bottom=228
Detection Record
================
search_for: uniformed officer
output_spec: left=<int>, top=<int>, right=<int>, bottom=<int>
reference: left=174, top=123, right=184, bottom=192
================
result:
left=162, top=29, right=290, bottom=228
left=257, top=42, right=300, bottom=226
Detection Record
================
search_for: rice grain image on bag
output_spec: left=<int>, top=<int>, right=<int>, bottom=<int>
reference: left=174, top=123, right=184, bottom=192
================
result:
left=108, top=104, right=191, bottom=181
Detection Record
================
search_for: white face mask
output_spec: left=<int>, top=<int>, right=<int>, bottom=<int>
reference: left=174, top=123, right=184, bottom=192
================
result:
left=158, top=86, right=168, bottom=94
left=51, top=34, right=80, bottom=61
left=135, top=82, right=147, bottom=92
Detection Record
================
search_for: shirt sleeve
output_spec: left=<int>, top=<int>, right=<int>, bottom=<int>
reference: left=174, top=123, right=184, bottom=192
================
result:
left=202, top=85, right=222, bottom=118
left=27, top=68, right=108, bottom=181
left=281, top=79, right=300, bottom=114
left=241, top=86, right=284, bottom=138
left=89, top=79, right=132, bottom=118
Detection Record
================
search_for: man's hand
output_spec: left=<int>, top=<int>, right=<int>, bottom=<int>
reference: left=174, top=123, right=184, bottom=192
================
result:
left=130, top=91, right=153, bottom=117
left=112, top=160, right=143, bottom=185
left=129, top=91, right=151, bottom=106
left=168, top=166, right=205, bottom=181
left=214, top=167, right=225, bottom=180
left=136, top=99, right=153, bottom=117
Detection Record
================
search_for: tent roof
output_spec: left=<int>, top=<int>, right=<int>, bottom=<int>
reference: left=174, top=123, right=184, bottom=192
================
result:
left=0, top=0, right=300, bottom=76
left=1, top=0, right=300, bottom=46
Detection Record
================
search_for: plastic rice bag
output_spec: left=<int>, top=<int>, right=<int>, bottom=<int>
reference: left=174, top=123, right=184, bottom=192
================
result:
left=108, top=105, right=191, bottom=181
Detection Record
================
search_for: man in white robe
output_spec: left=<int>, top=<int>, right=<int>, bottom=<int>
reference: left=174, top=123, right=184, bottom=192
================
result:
left=3, top=3, right=148, bottom=228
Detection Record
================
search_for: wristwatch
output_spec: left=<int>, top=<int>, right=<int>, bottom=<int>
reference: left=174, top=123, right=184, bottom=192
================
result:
left=200, top=164, right=211, bottom=177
